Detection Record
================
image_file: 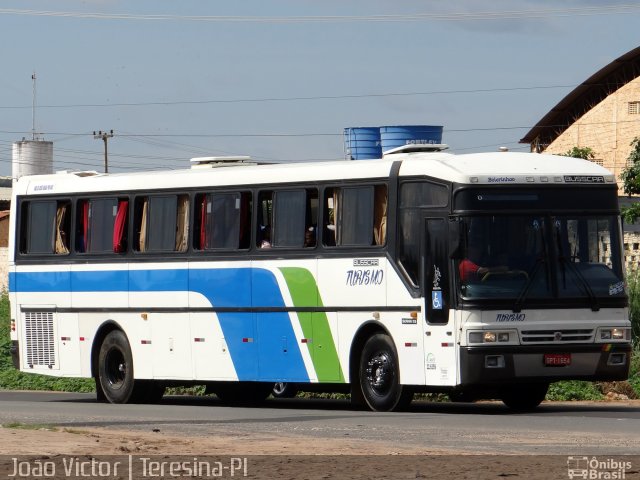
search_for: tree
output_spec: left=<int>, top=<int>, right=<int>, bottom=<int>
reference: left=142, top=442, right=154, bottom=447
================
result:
left=619, top=137, right=640, bottom=223
left=561, top=146, right=595, bottom=160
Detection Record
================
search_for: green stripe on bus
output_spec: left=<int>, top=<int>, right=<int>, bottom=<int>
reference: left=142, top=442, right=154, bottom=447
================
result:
left=279, top=267, right=345, bottom=383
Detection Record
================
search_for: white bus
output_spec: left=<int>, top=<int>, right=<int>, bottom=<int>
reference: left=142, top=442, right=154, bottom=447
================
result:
left=8, top=147, right=632, bottom=411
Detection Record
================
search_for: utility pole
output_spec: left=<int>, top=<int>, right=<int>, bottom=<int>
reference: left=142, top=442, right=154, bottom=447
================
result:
left=31, top=72, right=37, bottom=140
left=93, top=130, right=114, bottom=173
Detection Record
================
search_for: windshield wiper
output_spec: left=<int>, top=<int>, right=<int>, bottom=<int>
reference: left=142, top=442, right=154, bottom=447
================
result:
left=514, top=221, right=548, bottom=313
left=554, top=223, right=599, bottom=312
left=512, top=258, right=544, bottom=313
left=558, top=256, right=600, bottom=312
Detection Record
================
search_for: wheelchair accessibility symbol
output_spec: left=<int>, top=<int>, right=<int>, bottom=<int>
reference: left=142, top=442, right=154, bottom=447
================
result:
left=432, top=291, right=443, bottom=310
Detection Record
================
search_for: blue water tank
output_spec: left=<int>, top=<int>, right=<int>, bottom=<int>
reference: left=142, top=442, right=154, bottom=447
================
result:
left=343, top=127, right=382, bottom=160
left=380, top=125, right=443, bottom=153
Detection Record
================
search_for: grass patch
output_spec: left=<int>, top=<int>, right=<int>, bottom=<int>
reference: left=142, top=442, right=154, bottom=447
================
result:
left=626, top=344, right=640, bottom=398
left=165, top=385, right=206, bottom=396
left=2, top=422, right=56, bottom=431
left=546, top=381, right=604, bottom=401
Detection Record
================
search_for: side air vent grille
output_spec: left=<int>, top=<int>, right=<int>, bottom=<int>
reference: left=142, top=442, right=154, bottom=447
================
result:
left=24, top=311, right=56, bottom=368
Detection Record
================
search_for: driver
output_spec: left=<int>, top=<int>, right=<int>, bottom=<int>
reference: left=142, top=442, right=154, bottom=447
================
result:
left=459, top=245, right=489, bottom=282
left=459, top=245, right=507, bottom=282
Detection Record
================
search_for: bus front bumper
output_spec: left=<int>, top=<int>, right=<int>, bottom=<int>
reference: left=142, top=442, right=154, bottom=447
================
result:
left=459, top=344, right=631, bottom=386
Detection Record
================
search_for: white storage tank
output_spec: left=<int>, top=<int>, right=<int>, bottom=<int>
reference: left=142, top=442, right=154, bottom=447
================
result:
left=12, top=140, right=53, bottom=179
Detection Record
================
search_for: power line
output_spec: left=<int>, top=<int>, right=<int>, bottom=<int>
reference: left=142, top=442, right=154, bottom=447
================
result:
left=0, top=84, right=579, bottom=110
left=0, top=117, right=638, bottom=140
left=0, top=5, right=639, bottom=23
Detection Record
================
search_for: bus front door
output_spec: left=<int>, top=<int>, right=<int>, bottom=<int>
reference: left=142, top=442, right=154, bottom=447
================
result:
left=422, top=218, right=457, bottom=386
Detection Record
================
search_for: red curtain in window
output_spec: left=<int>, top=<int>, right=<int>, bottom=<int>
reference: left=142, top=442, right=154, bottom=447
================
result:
left=113, top=200, right=128, bottom=253
left=80, top=200, right=89, bottom=252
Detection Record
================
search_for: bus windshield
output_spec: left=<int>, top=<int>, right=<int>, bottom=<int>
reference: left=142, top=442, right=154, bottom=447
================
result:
left=457, top=215, right=625, bottom=306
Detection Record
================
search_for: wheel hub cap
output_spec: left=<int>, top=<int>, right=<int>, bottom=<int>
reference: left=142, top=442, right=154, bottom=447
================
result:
left=366, top=352, right=392, bottom=391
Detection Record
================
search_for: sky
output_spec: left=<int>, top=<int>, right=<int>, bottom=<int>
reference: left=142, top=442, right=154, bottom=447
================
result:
left=0, top=1, right=638, bottom=176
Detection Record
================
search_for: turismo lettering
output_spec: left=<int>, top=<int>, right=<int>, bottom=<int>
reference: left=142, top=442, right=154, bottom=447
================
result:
left=496, top=313, right=526, bottom=322
left=346, top=269, right=384, bottom=286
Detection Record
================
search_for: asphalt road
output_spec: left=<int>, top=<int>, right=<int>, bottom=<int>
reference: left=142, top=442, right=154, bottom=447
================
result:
left=1, top=391, right=639, bottom=455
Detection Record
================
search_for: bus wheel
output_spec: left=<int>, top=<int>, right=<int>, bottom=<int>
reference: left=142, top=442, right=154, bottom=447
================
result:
left=272, top=382, right=298, bottom=399
left=358, top=334, right=409, bottom=412
left=501, top=383, right=549, bottom=411
left=97, top=330, right=137, bottom=404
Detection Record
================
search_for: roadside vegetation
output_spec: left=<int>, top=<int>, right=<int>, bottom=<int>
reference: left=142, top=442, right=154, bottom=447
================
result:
left=0, top=289, right=638, bottom=401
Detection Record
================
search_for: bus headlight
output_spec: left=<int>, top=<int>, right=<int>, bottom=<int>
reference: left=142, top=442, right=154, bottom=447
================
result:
left=468, top=330, right=516, bottom=345
left=597, top=327, right=630, bottom=342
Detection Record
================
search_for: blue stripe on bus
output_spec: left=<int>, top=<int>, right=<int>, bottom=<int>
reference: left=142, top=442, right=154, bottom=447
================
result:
left=10, top=268, right=310, bottom=383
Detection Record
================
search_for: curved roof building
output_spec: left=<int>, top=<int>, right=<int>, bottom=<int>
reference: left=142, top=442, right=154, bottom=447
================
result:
left=520, top=46, right=640, bottom=191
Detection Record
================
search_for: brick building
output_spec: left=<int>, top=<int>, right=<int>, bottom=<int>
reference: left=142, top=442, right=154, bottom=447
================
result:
left=520, top=46, right=640, bottom=269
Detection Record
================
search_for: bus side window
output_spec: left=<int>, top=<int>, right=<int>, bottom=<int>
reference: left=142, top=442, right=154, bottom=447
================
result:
left=272, top=190, right=306, bottom=248
left=75, top=198, right=127, bottom=254
left=20, top=200, right=68, bottom=255
left=398, top=181, right=449, bottom=286
left=88, top=198, right=117, bottom=253
left=195, top=192, right=250, bottom=250
left=256, top=189, right=316, bottom=249
left=134, top=194, right=189, bottom=253
left=324, top=186, right=377, bottom=247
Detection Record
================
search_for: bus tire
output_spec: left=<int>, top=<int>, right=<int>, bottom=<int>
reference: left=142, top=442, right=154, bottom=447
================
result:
left=358, top=334, right=409, bottom=412
left=501, top=383, right=549, bottom=411
left=97, top=330, right=138, bottom=404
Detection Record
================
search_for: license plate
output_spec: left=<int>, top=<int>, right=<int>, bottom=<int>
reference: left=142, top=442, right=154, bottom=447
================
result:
left=544, top=353, right=571, bottom=366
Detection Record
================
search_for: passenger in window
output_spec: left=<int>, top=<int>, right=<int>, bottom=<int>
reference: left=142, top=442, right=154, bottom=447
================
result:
left=304, top=225, right=316, bottom=248
left=259, top=225, right=271, bottom=248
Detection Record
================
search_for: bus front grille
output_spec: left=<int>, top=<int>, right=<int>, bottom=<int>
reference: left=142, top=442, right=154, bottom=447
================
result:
left=24, top=311, right=56, bottom=368
left=520, top=329, right=594, bottom=344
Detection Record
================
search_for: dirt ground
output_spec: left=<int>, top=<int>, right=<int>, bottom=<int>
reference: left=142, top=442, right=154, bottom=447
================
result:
left=0, top=424, right=427, bottom=456
left=0, top=416, right=638, bottom=480
left=2, top=398, right=640, bottom=479
left=0, top=426, right=588, bottom=479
